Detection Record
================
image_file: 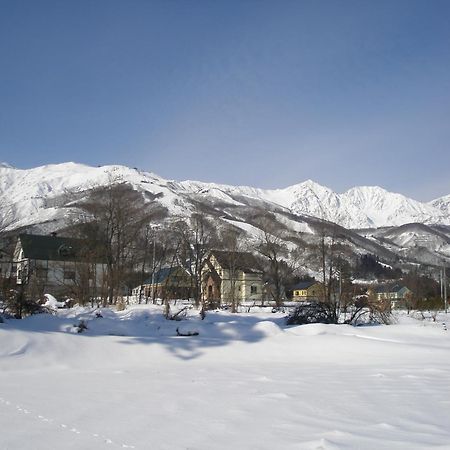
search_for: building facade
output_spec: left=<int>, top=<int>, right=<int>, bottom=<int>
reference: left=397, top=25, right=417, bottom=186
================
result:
left=291, top=280, right=324, bottom=301
left=13, top=233, right=107, bottom=300
left=202, top=250, right=264, bottom=306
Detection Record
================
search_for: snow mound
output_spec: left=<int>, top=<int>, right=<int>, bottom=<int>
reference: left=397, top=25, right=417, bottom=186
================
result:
left=287, top=323, right=342, bottom=336
left=43, top=294, right=67, bottom=309
left=251, top=321, right=283, bottom=337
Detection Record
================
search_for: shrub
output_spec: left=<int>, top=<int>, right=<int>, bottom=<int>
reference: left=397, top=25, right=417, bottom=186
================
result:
left=5, top=288, right=44, bottom=319
left=286, top=301, right=334, bottom=325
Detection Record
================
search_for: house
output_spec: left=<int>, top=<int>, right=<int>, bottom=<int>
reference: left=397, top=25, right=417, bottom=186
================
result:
left=373, top=284, right=412, bottom=309
left=291, top=280, right=324, bottom=301
left=132, top=266, right=193, bottom=301
left=202, top=250, right=264, bottom=306
left=13, top=233, right=107, bottom=299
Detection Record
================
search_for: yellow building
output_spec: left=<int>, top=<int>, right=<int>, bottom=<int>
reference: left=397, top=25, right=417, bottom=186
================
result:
left=292, top=281, right=323, bottom=301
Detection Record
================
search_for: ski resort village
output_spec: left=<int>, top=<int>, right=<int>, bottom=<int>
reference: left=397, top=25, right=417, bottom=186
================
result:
left=1, top=163, right=450, bottom=449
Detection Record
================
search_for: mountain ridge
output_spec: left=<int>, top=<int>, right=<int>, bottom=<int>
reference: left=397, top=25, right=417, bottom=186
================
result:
left=0, top=161, right=449, bottom=231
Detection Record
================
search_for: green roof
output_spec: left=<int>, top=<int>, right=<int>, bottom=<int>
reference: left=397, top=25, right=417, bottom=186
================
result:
left=18, top=234, right=105, bottom=263
left=143, top=266, right=191, bottom=285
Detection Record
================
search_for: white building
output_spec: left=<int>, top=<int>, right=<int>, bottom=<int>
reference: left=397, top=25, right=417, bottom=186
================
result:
left=13, top=233, right=107, bottom=300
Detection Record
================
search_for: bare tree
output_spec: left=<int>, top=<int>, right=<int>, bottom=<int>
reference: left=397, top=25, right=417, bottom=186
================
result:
left=316, top=223, right=349, bottom=323
left=77, top=179, right=154, bottom=305
left=217, top=227, right=246, bottom=313
left=254, top=214, right=290, bottom=307
left=174, top=211, right=216, bottom=311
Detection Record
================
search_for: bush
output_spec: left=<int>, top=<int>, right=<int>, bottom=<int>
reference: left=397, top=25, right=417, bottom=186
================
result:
left=5, top=289, right=44, bottom=319
left=74, top=320, right=88, bottom=333
left=286, top=301, right=334, bottom=325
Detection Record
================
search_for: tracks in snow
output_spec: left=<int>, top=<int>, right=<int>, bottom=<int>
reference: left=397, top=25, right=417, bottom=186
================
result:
left=0, top=395, right=136, bottom=449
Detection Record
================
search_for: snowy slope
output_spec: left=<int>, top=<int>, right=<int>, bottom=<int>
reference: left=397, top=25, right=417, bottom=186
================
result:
left=430, top=194, right=450, bottom=217
left=0, top=163, right=192, bottom=230
left=361, top=223, right=450, bottom=264
left=343, top=186, right=446, bottom=228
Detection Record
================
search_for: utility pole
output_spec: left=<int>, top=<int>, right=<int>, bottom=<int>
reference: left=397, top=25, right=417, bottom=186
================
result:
left=150, top=236, right=156, bottom=303
left=149, top=224, right=162, bottom=304
left=444, top=267, right=448, bottom=314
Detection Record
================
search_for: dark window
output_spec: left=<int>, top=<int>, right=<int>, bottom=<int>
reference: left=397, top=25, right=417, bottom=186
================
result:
left=251, top=285, right=257, bottom=294
left=36, top=267, right=48, bottom=279
left=64, top=270, right=76, bottom=280
left=58, top=245, right=75, bottom=258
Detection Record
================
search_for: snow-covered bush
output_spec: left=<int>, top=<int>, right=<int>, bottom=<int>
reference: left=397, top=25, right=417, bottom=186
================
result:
left=74, top=320, right=88, bottom=333
left=43, top=294, right=67, bottom=309
left=287, top=299, right=392, bottom=326
left=167, top=306, right=188, bottom=321
left=286, top=301, right=334, bottom=325
left=116, top=300, right=126, bottom=311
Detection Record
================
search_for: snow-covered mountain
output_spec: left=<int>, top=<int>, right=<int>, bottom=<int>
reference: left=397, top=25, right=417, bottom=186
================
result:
left=0, top=162, right=449, bottom=232
left=430, top=194, right=450, bottom=216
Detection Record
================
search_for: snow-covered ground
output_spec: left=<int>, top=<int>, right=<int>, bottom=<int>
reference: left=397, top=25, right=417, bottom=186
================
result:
left=1, top=306, right=450, bottom=449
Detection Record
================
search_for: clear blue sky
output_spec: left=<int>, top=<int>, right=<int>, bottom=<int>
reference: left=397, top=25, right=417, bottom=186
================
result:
left=1, top=0, right=449, bottom=200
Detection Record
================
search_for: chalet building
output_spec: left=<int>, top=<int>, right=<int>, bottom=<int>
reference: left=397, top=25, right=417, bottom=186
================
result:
left=202, top=250, right=264, bottom=306
left=373, top=284, right=412, bottom=309
left=13, top=233, right=107, bottom=299
left=132, top=266, right=193, bottom=301
left=291, top=280, right=324, bottom=301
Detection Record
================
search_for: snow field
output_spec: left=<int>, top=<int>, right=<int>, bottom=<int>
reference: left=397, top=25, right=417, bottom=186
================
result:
left=1, top=306, right=450, bottom=449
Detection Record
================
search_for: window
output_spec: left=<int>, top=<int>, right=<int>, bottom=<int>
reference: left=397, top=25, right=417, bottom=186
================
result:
left=58, top=245, right=74, bottom=258
left=36, top=267, right=48, bottom=280
left=251, top=285, right=257, bottom=294
left=63, top=270, right=76, bottom=281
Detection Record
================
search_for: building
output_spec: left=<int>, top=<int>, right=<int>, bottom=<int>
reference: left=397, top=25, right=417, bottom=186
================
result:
left=202, top=250, right=264, bottom=306
left=13, top=233, right=107, bottom=300
left=133, top=266, right=193, bottom=301
left=291, top=280, right=324, bottom=301
left=373, top=284, right=412, bottom=309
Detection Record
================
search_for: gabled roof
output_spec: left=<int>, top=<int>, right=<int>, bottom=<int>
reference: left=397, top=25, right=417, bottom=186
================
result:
left=375, top=284, right=409, bottom=294
left=292, top=280, right=320, bottom=291
left=210, top=250, right=262, bottom=274
left=143, top=266, right=190, bottom=285
left=17, top=234, right=105, bottom=263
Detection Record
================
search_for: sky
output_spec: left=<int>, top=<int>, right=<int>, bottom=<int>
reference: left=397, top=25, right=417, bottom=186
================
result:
left=1, top=0, right=450, bottom=201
